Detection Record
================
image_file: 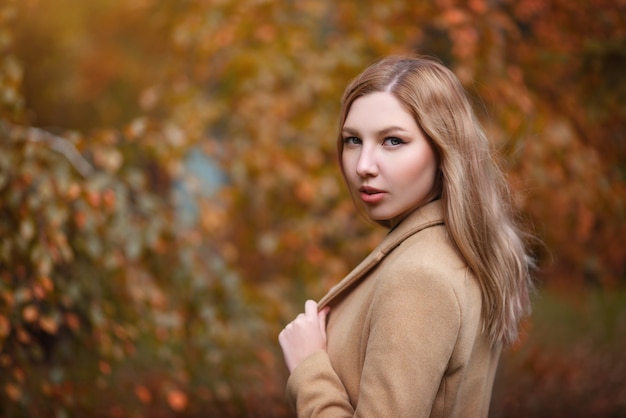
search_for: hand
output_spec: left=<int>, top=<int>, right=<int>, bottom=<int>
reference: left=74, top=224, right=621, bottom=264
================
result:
left=279, top=300, right=330, bottom=373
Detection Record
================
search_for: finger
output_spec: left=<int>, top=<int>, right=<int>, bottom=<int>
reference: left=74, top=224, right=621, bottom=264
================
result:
left=317, top=306, right=330, bottom=324
left=304, top=299, right=318, bottom=319
left=318, top=306, right=330, bottom=338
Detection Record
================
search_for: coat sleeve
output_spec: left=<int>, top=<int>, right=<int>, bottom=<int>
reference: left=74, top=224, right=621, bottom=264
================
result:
left=286, top=351, right=355, bottom=416
left=286, top=265, right=463, bottom=418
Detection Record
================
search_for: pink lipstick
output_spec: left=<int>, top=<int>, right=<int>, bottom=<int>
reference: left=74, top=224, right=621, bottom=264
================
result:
left=359, top=186, right=385, bottom=204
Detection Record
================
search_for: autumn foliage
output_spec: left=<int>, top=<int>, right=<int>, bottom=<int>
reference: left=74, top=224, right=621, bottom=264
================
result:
left=1, top=0, right=625, bottom=416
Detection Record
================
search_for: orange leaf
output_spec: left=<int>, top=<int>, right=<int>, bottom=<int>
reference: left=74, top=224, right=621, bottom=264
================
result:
left=99, top=361, right=112, bottom=375
left=135, top=385, right=152, bottom=404
left=5, top=383, right=21, bottom=402
left=22, top=305, right=38, bottom=323
left=64, top=313, right=81, bottom=331
left=167, top=389, right=188, bottom=412
left=0, top=315, right=10, bottom=339
left=39, top=316, right=59, bottom=334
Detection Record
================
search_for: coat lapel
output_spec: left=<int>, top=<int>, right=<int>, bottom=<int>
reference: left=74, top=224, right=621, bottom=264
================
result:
left=318, top=200, right=445, bottom=309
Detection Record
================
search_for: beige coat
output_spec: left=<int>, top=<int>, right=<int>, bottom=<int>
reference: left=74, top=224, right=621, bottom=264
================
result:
left=286, top=200, right=501, bottom=417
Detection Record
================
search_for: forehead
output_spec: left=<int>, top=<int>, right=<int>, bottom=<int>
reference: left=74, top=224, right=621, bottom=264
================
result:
left=343, top=92, right=416, bottom=132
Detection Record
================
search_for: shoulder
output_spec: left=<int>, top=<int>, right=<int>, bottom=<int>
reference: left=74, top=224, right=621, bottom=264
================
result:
left=367, top=226, right=465, bottom=343
left=382, top=223, right=468, bottom=285
left=372, top=223, right=477, bottom=318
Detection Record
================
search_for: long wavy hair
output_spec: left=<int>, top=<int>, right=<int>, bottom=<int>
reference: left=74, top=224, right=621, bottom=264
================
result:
left=337, top=55, right=534, bottom=347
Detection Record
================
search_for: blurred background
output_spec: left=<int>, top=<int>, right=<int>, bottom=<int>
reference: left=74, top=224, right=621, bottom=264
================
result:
left=1, top=0, right=625, bottom=416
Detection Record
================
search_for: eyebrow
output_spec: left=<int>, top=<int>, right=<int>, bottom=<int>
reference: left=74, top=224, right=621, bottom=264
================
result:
left=341, top=126, right=408, bottom=136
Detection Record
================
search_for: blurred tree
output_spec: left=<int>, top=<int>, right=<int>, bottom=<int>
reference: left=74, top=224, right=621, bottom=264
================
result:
left=1, top=0, right=625, bottom=416
left=499, top=0, right=626, bottom=286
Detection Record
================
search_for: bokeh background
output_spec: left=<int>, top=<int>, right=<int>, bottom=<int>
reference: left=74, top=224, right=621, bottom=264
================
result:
left=1, top=0, right=625, bottom=416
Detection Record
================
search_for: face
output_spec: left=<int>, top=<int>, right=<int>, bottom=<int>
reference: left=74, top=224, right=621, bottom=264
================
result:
left=341, top=92, right=438, bottom=228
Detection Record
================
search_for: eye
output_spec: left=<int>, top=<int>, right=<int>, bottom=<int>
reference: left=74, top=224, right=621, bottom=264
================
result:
left=383, top=137, right=405, bottom=146
left=343, top=136, right=361, bottom=145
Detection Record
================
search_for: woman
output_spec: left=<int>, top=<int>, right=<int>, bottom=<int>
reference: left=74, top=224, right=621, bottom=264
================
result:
left=279, top=55, right=534, bottom=417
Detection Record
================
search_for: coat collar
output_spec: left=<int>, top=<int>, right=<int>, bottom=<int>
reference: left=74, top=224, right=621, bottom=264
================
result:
left=318, top=200, right=445, bottom=309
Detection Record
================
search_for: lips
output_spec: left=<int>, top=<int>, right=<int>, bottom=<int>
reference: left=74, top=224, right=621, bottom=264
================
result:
left=359, top=186, right=386, bottom=204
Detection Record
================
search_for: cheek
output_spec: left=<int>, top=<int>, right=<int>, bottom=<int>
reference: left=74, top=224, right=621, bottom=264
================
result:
left=397, top=161, right=437, bottom=199
left=396, top=152, right=437, bottom=188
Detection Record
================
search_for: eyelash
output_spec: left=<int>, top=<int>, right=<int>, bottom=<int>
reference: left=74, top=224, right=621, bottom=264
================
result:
left=342, top=136, right=406, bottom=146
left=343, top=137, right=361, bottom=145
left=384, top=137, right=405, bottom=146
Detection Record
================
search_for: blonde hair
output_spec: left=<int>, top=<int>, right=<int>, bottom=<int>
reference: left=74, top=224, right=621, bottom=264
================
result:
left=337, top=55, right=534, bottom=347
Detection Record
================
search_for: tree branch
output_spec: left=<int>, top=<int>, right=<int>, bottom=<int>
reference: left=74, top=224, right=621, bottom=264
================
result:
left=9, top=124, right=95, bottom=178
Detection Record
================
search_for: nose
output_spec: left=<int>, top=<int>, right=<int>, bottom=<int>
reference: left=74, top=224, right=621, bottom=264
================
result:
left=356, top=146, right=378, bottom=178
